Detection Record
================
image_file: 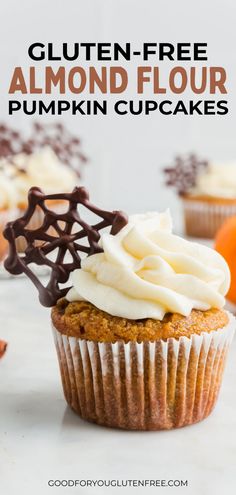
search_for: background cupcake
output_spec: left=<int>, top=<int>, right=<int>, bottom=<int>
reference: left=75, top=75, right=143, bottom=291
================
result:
left=3, top=188, right=235, bottom=431
left=4, top=147, right=82, bottom=251
left=0, top=122, right=87, bottom=253
left=164, top=154, right=236, bottom=239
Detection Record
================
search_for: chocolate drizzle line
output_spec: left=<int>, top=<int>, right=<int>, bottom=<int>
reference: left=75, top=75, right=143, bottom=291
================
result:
left=0, top=122, right=87, bottom=176
left=163, top=154, right=208, bottom=196
left=4, top=187, right=128, bottom=307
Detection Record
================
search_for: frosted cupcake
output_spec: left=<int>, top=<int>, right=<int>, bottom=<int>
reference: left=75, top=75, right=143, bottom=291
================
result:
left=7, top=147, right=80, bottom=208
left=3, top=187, right=235, bottom=430
left=164, top=154, right=236, bottom=238
left=0, top=148, right=80, bottom=252
left=0, top=122, right=86, bottom=252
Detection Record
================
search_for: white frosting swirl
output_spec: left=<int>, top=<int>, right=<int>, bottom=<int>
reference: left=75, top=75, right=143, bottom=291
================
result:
left=66, top=211, right=230, bottom=320
left=0, top=147, right=78, bottom=206
left=192, top=163, right=236, bottom=198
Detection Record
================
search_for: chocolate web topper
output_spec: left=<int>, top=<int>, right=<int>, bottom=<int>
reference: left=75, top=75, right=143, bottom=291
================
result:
left=163, top=154, right=208, bottom=196
left=4, top=187, right=128, bottom=307
left=0, top=122, right=87, bottom=176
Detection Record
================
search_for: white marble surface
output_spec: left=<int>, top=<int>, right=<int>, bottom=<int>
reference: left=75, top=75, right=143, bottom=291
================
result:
left=0, top=276, right=236, bottom=495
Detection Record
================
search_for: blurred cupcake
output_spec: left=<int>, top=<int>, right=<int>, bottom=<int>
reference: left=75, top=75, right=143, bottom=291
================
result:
left=8, top=147, right=81, bottom=208
left=0, top=122, right=87, bottom=252
left=3, top=147, right=81, bottom=251
left=164, top=154, right=236, bottom=239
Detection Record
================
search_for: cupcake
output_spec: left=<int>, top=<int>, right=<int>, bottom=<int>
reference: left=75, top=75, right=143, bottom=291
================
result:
left=3, top=187, right=235, bottom=430
left=5, top=147, right=81, bottom=251
left=164, top=154, right=236, bottom=239
left=0, top=122, right=86, bottom=252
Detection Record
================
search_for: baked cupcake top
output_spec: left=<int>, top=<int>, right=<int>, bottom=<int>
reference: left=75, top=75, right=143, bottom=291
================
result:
left=0, top=147, right=78, bottom=207
left=67, top=210, right=230, bottom=320
left=51, top=301, right=229, bottom=343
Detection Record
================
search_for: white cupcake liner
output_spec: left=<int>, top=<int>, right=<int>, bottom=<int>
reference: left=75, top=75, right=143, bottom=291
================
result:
left=182, top=198, right=236, bottom=239
left=52, top=312, right=235, bottom=430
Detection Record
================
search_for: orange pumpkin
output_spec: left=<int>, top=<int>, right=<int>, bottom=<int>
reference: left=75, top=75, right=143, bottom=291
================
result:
left=0, top=339, right=7, bottom=359
left=215, top=216, right=236, bottom=303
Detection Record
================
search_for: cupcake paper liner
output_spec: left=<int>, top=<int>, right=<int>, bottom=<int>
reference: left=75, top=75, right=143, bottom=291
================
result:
left=182, top=198, right=236, bottom=239
left=52, top=313, right=235, bottom=430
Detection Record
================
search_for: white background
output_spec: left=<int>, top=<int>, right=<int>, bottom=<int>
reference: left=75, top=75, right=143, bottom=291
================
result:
left=1, top=0, right=236, bottom=226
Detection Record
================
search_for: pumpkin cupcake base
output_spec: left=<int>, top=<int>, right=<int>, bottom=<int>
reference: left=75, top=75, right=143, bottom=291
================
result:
left=52, top=313, right=235, bottom=430
left=51, top=299, right=229, bottom=342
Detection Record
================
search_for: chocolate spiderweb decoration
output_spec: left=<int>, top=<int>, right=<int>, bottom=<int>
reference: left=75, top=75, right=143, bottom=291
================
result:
left=4, top=187, right=128, bottom=307
left=164, top=153, right=208, bottom=196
